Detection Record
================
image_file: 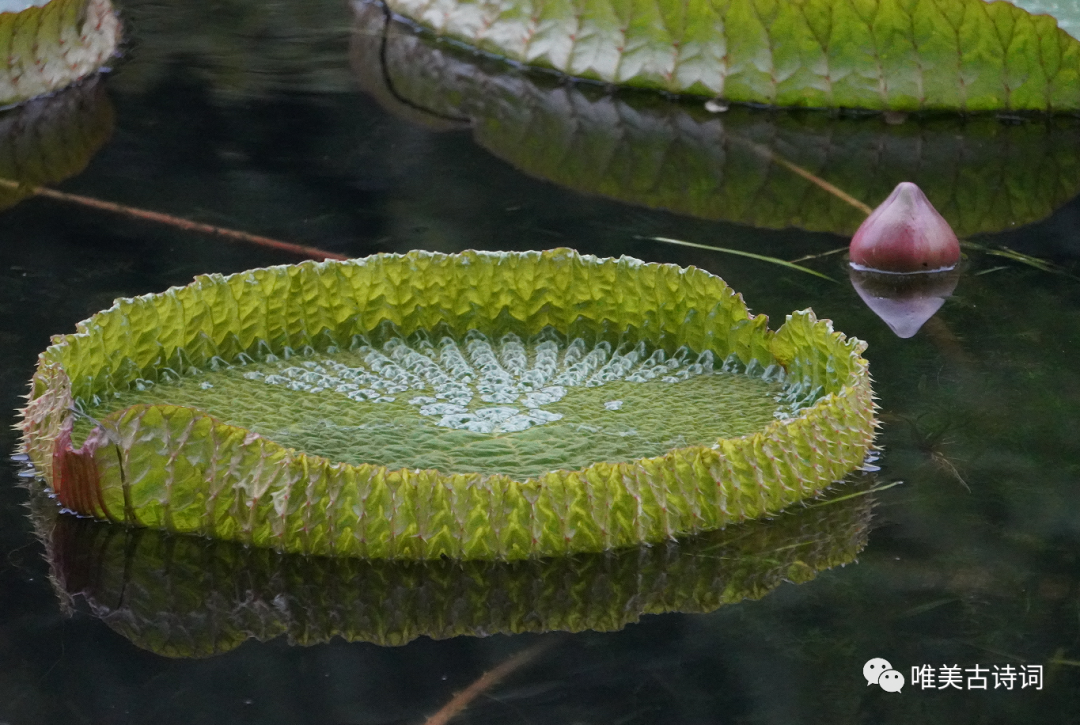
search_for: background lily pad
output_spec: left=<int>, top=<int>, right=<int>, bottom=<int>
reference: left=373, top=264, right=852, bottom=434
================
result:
left=0, top=0, right=119, bottom=106
left=353, top=3, right=1080, bottom=237
left=379, top=0, right=1080, bottom=110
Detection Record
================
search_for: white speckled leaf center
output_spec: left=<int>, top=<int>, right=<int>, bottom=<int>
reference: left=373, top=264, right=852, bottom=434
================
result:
left=76, top=330, right=800, bottom=480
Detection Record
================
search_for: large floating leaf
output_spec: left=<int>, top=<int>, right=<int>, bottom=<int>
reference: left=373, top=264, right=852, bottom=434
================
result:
left=20, top=250, right=876, bottom=560
left=376, top=0, right=1080, bottom=111
left=0, top=76, right=113, bottom=209
left=352, top=3, right=1080, bottom=237
left=38, top=482, right=871, bottom=656
left=0, top=0, right=120, bottom=106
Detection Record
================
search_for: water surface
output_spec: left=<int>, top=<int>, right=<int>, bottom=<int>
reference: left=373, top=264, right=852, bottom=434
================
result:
left=1, top=1, right=1079, bottom=722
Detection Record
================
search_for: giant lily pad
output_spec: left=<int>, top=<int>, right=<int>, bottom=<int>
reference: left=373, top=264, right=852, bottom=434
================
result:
left=38, top=479, right=871, bottom=656
left=352, top=2, right=1080, bottom=237
left=0, top=0, right=120, bottom=107
left=375, top=0, right=1080, bottom=111
left=19, top=249, right=876, bottom=560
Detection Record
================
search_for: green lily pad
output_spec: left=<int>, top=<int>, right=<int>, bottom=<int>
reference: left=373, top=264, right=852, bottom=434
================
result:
left=374, top=0, right=1080, bottom=111
left=73, top=330, right=791, bottom=480
left=38, top=480, right=872, bottom=656
left=0, top=0, right=120, bottom=106
left=352, top=3, right=1080, bottom=237
left=20, top=249, right=876, bottom=560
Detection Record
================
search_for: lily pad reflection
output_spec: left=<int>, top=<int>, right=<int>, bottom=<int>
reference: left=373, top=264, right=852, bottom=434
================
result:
left=40, top=483, right=872, bottom=657
left=0, top=76, right=113, bottom=211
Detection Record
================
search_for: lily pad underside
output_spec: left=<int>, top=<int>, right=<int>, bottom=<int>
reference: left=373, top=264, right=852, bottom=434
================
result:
left=0, top=0, right=120, bottom=107
left=41, top=482, right=871, bottom=656
left=20, top=250, right=876, bottom=561
left=377, top=0, right=1080, bottom=111
left=353, top=2, right=1080, bottom=237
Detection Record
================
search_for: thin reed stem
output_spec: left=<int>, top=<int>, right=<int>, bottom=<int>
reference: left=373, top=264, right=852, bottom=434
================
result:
left=0, top=179, right=348, bottom=261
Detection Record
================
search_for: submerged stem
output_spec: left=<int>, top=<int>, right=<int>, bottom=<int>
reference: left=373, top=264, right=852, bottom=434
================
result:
left=423, top=638, right=556, bottom=725
left=0, top=178, right=347, bottom=261
left=730, top=135, right=874, bottom=216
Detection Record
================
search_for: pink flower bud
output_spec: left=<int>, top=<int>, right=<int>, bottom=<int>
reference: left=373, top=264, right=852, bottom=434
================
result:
left=850, top=182, right=960, bottom=273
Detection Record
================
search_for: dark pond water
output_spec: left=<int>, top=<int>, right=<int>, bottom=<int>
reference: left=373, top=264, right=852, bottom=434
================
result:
left=2, top=1, right=1080, bottom=723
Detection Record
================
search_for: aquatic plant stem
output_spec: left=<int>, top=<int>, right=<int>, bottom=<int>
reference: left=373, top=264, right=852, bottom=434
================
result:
left=789, top=247, right=849, bottom=264
left=0, top=179, right=347, bottom=261
left=804, top=479, right=903, bottom=507
left=922, top=316, right=971, bottom=366
left=642, top=235, right=838, bottom=282
left=423, top=639, right=556, bottom=725
left=963, top=241, right=1080, bottom=281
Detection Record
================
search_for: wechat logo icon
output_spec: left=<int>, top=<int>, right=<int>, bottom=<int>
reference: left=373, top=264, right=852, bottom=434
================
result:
left=864, top=657, right=905, bottom=692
